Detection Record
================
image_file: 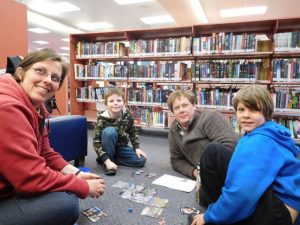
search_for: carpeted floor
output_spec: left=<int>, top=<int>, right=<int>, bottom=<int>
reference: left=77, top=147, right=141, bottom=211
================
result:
left=76, top=130, right=205, bottom=225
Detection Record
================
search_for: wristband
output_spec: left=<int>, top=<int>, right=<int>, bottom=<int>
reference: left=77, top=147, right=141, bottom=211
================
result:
left=75, top=170, right=81, bottom=176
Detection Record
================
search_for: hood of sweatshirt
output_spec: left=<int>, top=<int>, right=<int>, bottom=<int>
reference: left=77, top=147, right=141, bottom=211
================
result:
left=249, top=120, right=300, bottom=157
left=0, top=74, right=49, bottom=118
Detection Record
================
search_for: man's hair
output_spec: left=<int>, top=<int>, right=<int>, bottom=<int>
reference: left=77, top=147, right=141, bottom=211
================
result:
left=167, top=89, right=195, bottom=113
left=14, top=48, right=68, bottom=88
left=104, top=88, right=125, bottom=105
left=234, top=85, right=274, bottom=120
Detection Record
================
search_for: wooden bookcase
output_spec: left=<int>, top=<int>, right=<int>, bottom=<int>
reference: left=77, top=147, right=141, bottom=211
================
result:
left=69, top=18, right=300, bottom=141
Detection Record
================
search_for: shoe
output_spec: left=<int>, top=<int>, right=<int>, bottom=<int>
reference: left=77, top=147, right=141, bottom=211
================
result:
left=96, top=156, right=102, bottom=164
left=103, top=164, right=116, bottom=176
left=188, top=212, right=198, bottom=224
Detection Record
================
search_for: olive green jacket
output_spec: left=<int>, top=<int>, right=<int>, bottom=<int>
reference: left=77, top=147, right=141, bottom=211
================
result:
left=93, top=108, right=140, bottom=163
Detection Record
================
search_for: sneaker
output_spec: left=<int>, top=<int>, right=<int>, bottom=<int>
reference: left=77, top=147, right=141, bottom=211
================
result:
left=103, top=164, right=116, bottom=176
left=96, top=156, right=102, bottom=164
left=188, top=213, right=198, bottom=224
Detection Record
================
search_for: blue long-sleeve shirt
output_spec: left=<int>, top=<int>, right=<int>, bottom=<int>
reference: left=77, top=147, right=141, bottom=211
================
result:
left=204, top=121, right=300, bottom=224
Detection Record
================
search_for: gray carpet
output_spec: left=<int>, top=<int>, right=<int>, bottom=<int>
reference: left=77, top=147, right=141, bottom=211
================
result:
left=76, top=130, right=205, bottom=225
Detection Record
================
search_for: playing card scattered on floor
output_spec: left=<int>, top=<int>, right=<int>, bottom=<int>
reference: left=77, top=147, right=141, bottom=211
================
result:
left=81, top=207, right=107, bottom=222
left=140, top=206, right=163, bottom=218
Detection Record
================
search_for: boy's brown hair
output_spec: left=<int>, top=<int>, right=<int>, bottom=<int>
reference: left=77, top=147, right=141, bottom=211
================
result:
left=167, top=89, right=195, bottom=113
left=234, top=85, right=274, bottom=120
left=104, top=88, right=125, bottom=105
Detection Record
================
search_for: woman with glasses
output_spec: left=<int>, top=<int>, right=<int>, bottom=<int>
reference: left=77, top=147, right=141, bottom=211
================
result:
left=0, top=48, right=106, bottom=225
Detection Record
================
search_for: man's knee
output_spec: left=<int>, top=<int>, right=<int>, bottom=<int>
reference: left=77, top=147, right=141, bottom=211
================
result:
left=201, top=142, right=231, bottom=164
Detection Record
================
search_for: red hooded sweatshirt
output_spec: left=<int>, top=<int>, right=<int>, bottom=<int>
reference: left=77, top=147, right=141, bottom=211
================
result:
left=0, top=75, right=89, bottom=199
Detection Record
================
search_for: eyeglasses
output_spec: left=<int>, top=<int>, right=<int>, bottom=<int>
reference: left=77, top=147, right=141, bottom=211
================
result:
left=31, top=67, right=61, bottom=84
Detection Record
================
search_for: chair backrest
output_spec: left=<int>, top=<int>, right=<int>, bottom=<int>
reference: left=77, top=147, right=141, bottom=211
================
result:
left=47, top=115, right=88, bottom=162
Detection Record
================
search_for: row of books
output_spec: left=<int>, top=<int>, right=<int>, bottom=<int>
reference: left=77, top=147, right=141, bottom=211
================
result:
left=274, top=32, right=300, bottom=52
left=74, top=61, right=189, bottom=81
left=195, top=88, right=236, bottom=109
left=127, top=62, right=188, bottom=81
left=75, top=32, right=300, bottom=58
left=194, top=87, right=300, bottom=111
left=76, top=41, right=126, bottom=58
left=75, top=86, right=300, bottom=112
left=192, top=60, right=263, bottom=81
left=129, top=107, right=299, bottom=137
left=273, top=118, right=300, bottom=138
left=127, top=87, right=172, bottom=106
left=273, top=58, right=300, bottom=81
left=271, top=89, right=300, bottom=111
left=131, top=107, right=169, bottom=128
left=193, top=33, right=256, bottom=54
left=128, top=37, right=192, bottom=56
left=76, top=86, right=110, bottom=101
left=74, top=62, right=128, bottom=79
left=74, top=59, right=300, bottom=82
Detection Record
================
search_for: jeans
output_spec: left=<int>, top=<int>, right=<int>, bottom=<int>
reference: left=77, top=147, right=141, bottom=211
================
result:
left=0, top=192, right=79, bottom=225
left=199, top=142, right=292, bottom=225
left=102, top=127, right=146, bottom=167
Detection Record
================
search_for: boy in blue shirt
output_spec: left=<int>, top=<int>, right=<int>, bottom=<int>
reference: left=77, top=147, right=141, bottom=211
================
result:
left=191, top=85, right=300, bottom=225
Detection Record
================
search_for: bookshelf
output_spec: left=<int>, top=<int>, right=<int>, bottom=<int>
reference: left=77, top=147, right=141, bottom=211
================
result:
left=69, top=18, right=300, bottom=140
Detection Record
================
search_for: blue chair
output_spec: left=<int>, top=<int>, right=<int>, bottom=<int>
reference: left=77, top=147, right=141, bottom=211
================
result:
left=47, top=115, right=87, bottom=167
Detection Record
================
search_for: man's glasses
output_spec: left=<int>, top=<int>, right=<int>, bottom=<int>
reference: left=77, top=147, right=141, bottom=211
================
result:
left=31, top=67, right=61, bottom=84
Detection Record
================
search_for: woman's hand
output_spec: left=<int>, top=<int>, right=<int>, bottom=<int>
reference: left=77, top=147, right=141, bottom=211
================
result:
left=191, top=214, right=205, bottom=225
left=136, top=148, right=147, bottom=159
left=77, top=172, right=102, bottom=180
left=86, top=178, right=106, bottom=198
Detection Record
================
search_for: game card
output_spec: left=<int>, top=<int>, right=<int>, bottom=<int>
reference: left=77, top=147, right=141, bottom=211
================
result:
left=145, top=173, right=157, bottom=179
left=81, top=207, right=107, bottom=222
left=141, top=206, right=163, bottom=218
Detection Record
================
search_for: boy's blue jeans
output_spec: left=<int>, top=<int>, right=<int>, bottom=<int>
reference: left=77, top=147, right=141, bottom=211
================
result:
left=0, top=192, right=79, bottom=225
left=102, top=127, right=146, bottom=167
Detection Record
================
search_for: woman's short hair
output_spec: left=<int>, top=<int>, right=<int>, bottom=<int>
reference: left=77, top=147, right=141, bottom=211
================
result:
left=167, top=89, right=195, bottom=112
left=104, top=88, right=125, bottom=105
left=14, top=48, right=68, bottom=88
left=234, top=85, right=274, bottom=120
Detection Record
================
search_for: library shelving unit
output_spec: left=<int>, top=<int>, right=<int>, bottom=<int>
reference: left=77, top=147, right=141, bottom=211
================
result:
left=69, top=18, right=300, bottom=141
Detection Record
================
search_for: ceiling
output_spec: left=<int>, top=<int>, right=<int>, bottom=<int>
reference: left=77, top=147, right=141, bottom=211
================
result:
left=16, top=0, right=300, bottom=61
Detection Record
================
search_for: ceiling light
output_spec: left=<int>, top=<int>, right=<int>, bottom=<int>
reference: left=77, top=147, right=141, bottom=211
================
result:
left=28, top=28, right=50, bottom=33
left=61, top=38, right=70, bottom=43
left=191, top=0, right=208, bottom=23
left=140, top=15, right=174, bottom=24
left=114, top=0, right=155, bottom=5
left=60, top=53, right=69, bottom=56
left=60, top=47, right=70, bottom=51
left=29, top=1, right=80, bottom=15
left=28, top=11, right=83, bottom=35
left=220, top=6, right=267, bottom=18
left=33, top=41, right=49, bottom=45
left=78, top=22, right=113, bottom=31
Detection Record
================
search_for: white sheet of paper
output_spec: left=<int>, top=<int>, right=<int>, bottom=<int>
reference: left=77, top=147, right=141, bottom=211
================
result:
left=152, top=174, right=196, bottom=192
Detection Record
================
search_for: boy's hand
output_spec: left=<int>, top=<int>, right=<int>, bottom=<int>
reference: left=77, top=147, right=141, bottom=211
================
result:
left=136, top=148, right=147, bottom=159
